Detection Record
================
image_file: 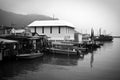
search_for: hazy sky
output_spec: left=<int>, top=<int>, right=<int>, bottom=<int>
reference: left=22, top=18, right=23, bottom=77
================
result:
left=0, top=0, right=120, bottom=35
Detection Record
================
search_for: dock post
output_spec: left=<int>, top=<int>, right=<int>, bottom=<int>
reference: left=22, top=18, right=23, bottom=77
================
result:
left=68, top=48, right=69, bottom=56
left=0, top=50, right=3, bottom=61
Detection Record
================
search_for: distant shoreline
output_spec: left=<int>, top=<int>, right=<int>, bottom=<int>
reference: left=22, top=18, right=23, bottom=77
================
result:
left=113, top=36, right=120, bottom=38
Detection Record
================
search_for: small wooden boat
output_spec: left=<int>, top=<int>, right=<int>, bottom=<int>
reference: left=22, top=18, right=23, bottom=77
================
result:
left=16, top=51, right=43, bottom=59
left=50, top=48, right=80, bottom=55
left=48, top=42, right=81, bottom=56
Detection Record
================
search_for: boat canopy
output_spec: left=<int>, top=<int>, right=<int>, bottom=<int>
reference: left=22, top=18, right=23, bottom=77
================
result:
left=0, top=38, right=18, bottom=43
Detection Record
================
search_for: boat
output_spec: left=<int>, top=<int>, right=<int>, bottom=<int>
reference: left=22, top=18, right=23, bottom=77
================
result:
left=48, top=42, right=81, bottom=56
left=16, top=51, right=43, bottom=59
left=50, top=48, right=80, bottom=55
left=94, top=28, right=113, bottom=41
left=0, top=38, right=18, bottom=61
left=16, top=36, right=45, bottom=59
left=0, top=34, right=51, bottom=60
left=94, top=35, right=113, bottom=41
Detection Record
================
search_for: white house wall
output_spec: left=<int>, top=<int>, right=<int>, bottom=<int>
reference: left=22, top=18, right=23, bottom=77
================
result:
left=29, top=26, right=75, bottom=41
left=30, top=27, right=35, bottom=33
left=36, top=27, right=42, bottom=34
left=44, top=27, right=50, bottom=35
left=78, top=34, right=82, bottom=43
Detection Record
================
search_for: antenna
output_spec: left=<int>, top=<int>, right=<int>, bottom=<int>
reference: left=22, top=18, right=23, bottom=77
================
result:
left=99, top=28, right=101, bottom=35
left=86, top=29, right=87, bottom=34
left=53, top=14, right=55, bottom=20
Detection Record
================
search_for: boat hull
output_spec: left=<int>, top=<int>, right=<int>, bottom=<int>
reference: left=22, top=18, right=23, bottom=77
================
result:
left=94, top=35, right=113, bottom=41
left=16, top=53, right=43, bottom=59
left=49, top=48, right=80, bottom=55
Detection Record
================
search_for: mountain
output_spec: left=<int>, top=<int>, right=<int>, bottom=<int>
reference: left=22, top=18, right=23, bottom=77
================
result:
left=0, top=9, right=54, bottom=28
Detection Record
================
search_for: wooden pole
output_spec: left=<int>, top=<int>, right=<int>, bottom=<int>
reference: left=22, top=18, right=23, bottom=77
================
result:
left=0, top=50, right=2, bottom=61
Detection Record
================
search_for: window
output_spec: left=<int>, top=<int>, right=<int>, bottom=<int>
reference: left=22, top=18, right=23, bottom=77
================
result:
left=66, top=27, right=67, bottom=33
left=34, top=27, right=36, bottom=33
left=58, top=26, right=61, bottom=34
left=42, top=27, right=44, bottom=33
left=50, top=26, right=52, bottom=34
left=68, top=27, right=69, bottom=33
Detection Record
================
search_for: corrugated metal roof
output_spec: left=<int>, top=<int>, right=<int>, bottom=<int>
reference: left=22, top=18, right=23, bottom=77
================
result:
left=28, top=20, right=75, bottom=28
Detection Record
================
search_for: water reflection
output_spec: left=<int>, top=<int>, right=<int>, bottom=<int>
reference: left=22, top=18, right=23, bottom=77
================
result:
left=43, top=54, right=82, bottom=66
left=90, top=52, right=94, bottom=68
left=0, top=58, right=43, bottom=80
left=0, top=39, right=119, bottom=80
left=42, top=47, right=99, bottom=66
left=100, top=41, right=113, bottom=50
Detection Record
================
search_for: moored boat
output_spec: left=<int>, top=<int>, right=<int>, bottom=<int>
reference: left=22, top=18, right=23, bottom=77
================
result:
left=94, top=35, right=113, bottom=41
left=49, top=48, right=80, bottom=55
left=48, top=42, right=82, bottom=56
left=16, top=51, right=43, bottom=59
left=94, top=28, right=113, bottom=41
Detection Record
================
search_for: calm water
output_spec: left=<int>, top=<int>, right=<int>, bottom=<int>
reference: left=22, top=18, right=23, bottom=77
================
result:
left=0, top=38, right=120, bottom=80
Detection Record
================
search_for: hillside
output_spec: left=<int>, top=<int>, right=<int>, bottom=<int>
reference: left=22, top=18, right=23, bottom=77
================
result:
left=0, top=9, right=54, bottom=28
